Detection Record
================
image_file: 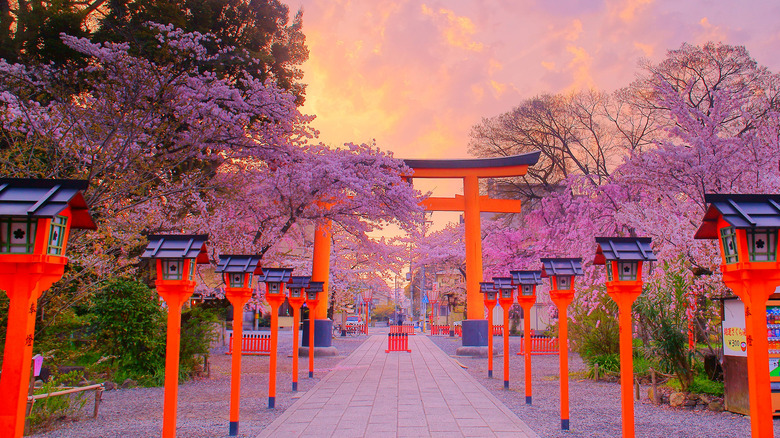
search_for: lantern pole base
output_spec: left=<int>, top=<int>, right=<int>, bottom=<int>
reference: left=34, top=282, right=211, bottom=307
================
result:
left=504, top=380, right=509, bottom=389
left=292, top=382, right=297, bottom=391
left=228, top=421, right=238, bottom=436
left=268, top=397, right=275, bottom=409
left=298, top=346, right=338, bottom=357
left=526, top=396, right=532, bottom=405
left=488, top=370, right=492, bottom=378
left=561, top=419, right=569, bottom=430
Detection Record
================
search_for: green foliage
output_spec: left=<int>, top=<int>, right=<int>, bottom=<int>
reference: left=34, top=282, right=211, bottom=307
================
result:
left=91, top=278, right=166, bottom=381
left=27, top=370, right=88, bottom=432
left=587, top=353, right=620, bottom=375
left=688, top=374, right=724, bottom=396
left=635, top=258, right=695, bottom=390
left=179, top=306, right=219, bottom=376
left=569, top=288, right=619, bottom=359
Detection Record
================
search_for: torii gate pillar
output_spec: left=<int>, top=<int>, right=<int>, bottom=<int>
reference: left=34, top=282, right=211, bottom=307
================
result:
left=404, top=152, right=540, bottom=354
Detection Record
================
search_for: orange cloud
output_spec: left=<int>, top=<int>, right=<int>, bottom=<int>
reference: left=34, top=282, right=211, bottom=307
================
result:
left=421, top=4, right=484, bottom=52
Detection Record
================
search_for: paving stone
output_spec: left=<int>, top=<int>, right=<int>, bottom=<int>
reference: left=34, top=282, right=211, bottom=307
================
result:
left=257, top=334, right=539, bottom=437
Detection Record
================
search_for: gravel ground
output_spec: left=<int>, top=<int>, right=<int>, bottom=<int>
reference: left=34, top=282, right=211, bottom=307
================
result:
left=31, top=329, right=367, bottom=438
left=429, top=334, right=780, bottom=438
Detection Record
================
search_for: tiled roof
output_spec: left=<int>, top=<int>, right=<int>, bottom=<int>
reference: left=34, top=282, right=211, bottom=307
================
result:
left=492, top=277, right=514, bottom=291
left=141, top=234, right=209, bottom=263
left=0, top=178, right=95, bottom=229
left=257, top=268, right=293, bottom=284
left=510, top=270, right=543, bottom=285
left=288, top=276, right=311, bottom=289
left=540, top=258, right=583, bottom=277
left=696, top=194, right=780, bottom=239
left=215, top=255, right=262, bottom=274
left=593, top=237, right=656, bottom=265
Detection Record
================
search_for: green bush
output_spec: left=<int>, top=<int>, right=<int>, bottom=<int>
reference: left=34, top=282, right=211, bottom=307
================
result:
left=92, top=278, right=166, bottom=382
left=180, top=306, right=219, bottom=376
left=569, top=289, right=619, bottom=360
left=635, top=258, right=695, bottom=391
left=586, top=353, right=620, bottom=378
left=689, top=374, right=724, bottom=396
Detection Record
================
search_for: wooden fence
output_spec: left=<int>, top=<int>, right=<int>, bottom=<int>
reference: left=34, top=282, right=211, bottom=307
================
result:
left=517, top=336, right=560, bottom=355
left=226, top=333, right=271, bottom=355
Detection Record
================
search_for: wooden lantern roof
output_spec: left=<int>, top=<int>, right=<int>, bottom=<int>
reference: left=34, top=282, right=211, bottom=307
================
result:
left=215, top=255, right=262, bottom=274
left=141, top=234, right=209, bottom=264
left=479, top=282, right=497, bottom=293
left=695, top=194, right=780, bottom=239
left=287, top=276, right=311, bottom=289
left=0, top=178, right=96, bottom=229
left=540, top=258, right=584, bottom=277
left=256, top=267, right=293, bottom=284
left=307, top=281, right=324, bottom=293
left=510, top=270, right=543, bottom=285
left=593, top=237, right=656, bottom=265
left=492, top=276, right=514, bottom=291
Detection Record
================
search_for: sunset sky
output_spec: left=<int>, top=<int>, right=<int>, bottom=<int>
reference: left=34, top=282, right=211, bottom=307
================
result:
left=282, top=0, right=780, bottom=228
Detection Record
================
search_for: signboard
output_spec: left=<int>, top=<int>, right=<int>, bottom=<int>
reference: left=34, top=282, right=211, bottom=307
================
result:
left=770, top=358, right=780, bottom=377
left=723, top=298, right=747, bottom=357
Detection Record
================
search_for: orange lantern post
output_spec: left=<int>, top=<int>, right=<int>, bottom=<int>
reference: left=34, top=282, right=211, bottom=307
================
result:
left=305, top=282, right=324, bottom=378
left=0, top=179, right=95, bottom=438
left=511, top=270, right=543, bottom=404
left=479, top=282, right=498, bottom=378
left=695, top=194, right=780, bottom=438
left=256, top=267, right=293, bottom=409
left=494, top=277, right=516, bottom=389
left=541, top=257, right=583, bottom=431
left=361, top=288, right=374, bottom=335
left=216, top=254, right=262, bottom=436
left=594, top=237, right=656, bottom=438
left=287, top=276, right=311, bottom=391
left=141, top=234, right=209, bottom=438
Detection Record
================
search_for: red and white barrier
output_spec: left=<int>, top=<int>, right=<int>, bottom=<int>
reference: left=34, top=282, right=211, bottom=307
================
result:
left=517, top=336, right=559, bottom=355
left=226, top=333, right=271, bottom=355
left=454, top=326, right=462, bottom=337
left=390, top=324, right=415, bottom=335
left=386, top=333, right=412, bottom=353
left=430, top=325, right=450, bottom=336
left=492, top=325, right=503, bottom=336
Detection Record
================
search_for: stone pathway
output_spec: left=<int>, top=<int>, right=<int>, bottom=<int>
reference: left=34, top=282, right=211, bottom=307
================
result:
left=258, top=333, right=539, bottom=437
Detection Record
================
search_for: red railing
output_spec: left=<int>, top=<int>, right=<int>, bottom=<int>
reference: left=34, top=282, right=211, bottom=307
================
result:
left=517, top=336, right=559, bottom=355
left=390, top=324, right=415, bottom=335
left=492, top=325, right=503, bottom=336
left=386, top=333, right=411, bottom=353
left=430, top=325, right=450, bottom=336
left=454, top=326, right=462, bottom=337
left=226, top=333, right=271, bottom=355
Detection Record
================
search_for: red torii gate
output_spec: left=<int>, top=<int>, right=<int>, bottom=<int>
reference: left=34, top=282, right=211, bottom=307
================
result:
left=305, top=152, right=539, bottom=353
left=402, top=152, right=540, bottom=351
